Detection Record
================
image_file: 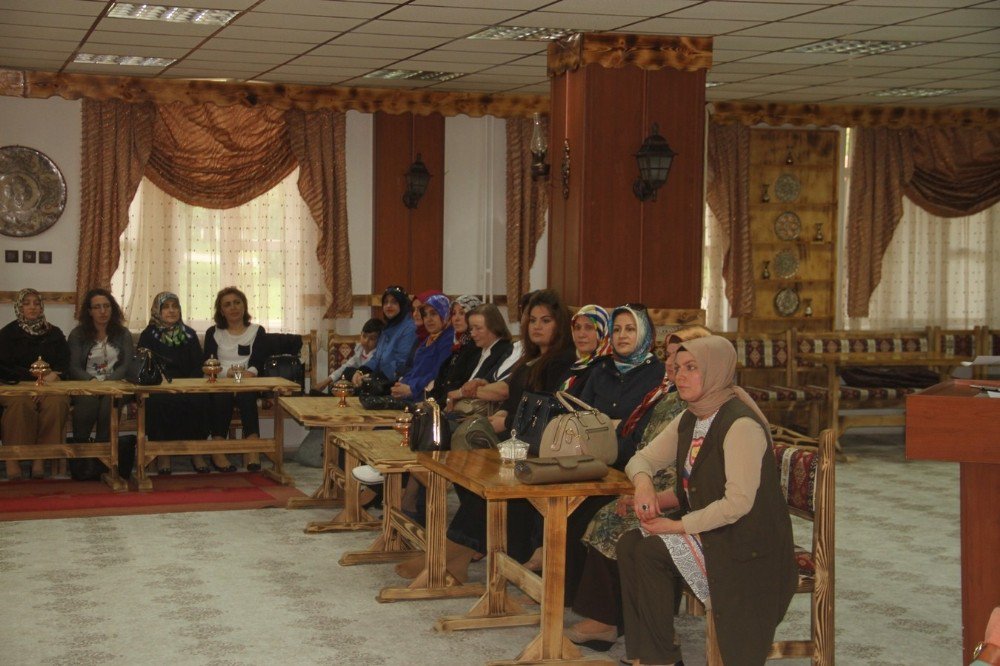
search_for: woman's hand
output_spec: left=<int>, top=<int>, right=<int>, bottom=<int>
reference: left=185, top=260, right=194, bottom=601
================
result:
left=632, top=473, right=659, bottom=522
left=44, top=371, right=60, bottom=383
left=615, top=494, right=635, bottom=517
left=390, top=382, right=412, bottom=399
left=352, top=372, right=365, bottom=387
left=446, top=388, right=464, bottom=402
left=639, top=516, right=685, bottom=535
left=489, top=410, right=508, bottom=434
left=460, top=378, right=486, bottom=398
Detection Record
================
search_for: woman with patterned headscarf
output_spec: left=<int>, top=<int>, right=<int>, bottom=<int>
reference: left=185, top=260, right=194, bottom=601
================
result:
left=427, top=294, right=483, bottom=404
left=390, top=293, right=455, bottom=402
left=138, top=292, right=210, bottom=475
left=561, top=304, right=612, bottom=393
left=0, top=288, right=70, bottom=479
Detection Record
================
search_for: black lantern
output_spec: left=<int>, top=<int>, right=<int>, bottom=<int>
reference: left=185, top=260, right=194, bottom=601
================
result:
left=403, top=154, right=431, bottom=209
left=633, top=123, right=677, bottom=202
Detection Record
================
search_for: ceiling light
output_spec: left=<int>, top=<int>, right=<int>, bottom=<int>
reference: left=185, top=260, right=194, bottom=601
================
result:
left=871, top=87, right=959, bottom=98
left=706, top=81, right=724, bottom=88
left=364, top=69, right=464, bottom=83
left=790, top=39, right=924, bottom=56
left=74, top=53, right=175, bottom=67
left=468, top=26, right=575, bottom=41
left=108, top=3, right=239, bottom=26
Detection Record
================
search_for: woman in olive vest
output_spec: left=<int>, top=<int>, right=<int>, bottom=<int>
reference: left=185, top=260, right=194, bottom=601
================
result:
left=617, top=335, right=797, bottom=666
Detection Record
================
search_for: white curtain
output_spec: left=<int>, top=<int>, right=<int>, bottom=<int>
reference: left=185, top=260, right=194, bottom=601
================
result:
left=846, top=197, right=1000, bottom=329
left=701, top=203, right=732, bottom=332
left=112, top=168, right=325, bottom=333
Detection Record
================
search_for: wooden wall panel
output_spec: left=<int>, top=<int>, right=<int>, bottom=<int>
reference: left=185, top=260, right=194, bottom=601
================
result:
left=372, top=112, right=445, bottom=297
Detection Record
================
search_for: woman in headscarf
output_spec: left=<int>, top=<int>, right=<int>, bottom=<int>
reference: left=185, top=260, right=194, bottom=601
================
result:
left=561, top=304, right=612, bottom=394
left=67, top=289, right=133, bottom=447
left=389, top=294, right=455, bottom=402
left=353, top=285, right=417, bottom=389
left=0, top=288, right=70, bottom=479
left=617, top=336, right=797, bottom=666
left=428, top=294, right=483, bottom=404
left=567, top=325, right=712, bottom=651
left=138, top=292, right=210, bottom=475
left=411, top=289, right=443, bottom=342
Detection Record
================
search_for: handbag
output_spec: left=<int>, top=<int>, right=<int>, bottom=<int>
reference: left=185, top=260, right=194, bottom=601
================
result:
left=510, top=391, right=567, bottom=454
left=359, top=394, right=409, bottom=411
left=450, top=415, right=499, bottom=451
left=450, top=397, right=494, bottom=418
left=538, top=391, right=618, bottom=465
left=262, top=354, right=305, bottom=390
left=126, top=347, right=165, bottom=386
left=408, top=398, right=452, bottom=452
left=356, top=371, right=392, bottom=397
left=513, top=455, right=608, bottom=485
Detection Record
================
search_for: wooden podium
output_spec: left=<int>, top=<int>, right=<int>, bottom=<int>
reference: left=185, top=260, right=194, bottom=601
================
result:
left=906, top=379, right=1000, bottom=662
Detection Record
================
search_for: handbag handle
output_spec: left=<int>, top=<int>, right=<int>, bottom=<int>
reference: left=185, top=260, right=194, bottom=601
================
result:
left=554, top=390, right=599, bottom=413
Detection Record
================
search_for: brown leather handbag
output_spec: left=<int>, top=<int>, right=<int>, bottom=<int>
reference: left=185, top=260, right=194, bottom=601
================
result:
left=513, top=455, right=609, bottom=485
left=538, top=391, right=618, bottom=465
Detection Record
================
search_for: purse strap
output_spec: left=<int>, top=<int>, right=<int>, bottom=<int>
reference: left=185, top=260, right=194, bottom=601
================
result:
left=555, top=390, right=598, bottom=413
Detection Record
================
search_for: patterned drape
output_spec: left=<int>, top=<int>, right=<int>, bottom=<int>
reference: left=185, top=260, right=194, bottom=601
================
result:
left=505, top=116, right=549, bottom=317
left=847, top=126, right=1000, bottom=316
left=77, top=98, right=155, bottom=312
left=706, top=122, right=754, bottom=317
left=285, top=108, right=352, bottom=317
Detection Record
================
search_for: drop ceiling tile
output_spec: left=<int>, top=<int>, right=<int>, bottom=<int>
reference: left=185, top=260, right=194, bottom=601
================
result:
left=0, top=53, right=68, bottom=67
left=785, top=5, right=944, bottom=24
left=98, top=17, right=217, bottom=37
left=730, top=22, right=878, bottom=39
left=356, top=20, right=482, bottom=38
left=436, top=40, right=544, bottom=55
left=0, top=9, right=95, bottom=29
left=310, top=44, right=421, bottom=60
left=714, top=35, right=818, bottom=51
left=707, top=90, right=763, bottom=100
left=344, top=77, right=438, bottom=89
left=707, top=72, right=763, bottom=83
left=0, top=24, right=86, bottom=41
left=902, top=9, right=1000, bottom=28
left=248, top=73, right=337, bottom=85
left=893, top=66, right=992, bottom=79
left=478, top=63, right=546, bottom=76
left=892, top=41, right=1000, bottom=57
left=513, top=11, right=645, bottom=31
left=393, top=59, right=486, bottom=73
left=0, top=37, right=79, bottom=54
left=847, top=53, right=964, bottom=68
left=508, top=54, right=548, bottom=67
left=204, top=38, right=314, bottom=55
left=543, top=0, right=695, bottom=15
left=290, top=55, right=400, bottom=69
left=411, top=0, right=548, bottom=9
left=754, top=91, right=843, bottom=102
left=622, top=17, right=761, bottom=34
left=711, top=61, right=806, bottom=74
left=738, top=51, right=855, bottom=65
left=848, top=25, right=986, bottom=41
left=87, top=30, right=204, bottom=49
left=458, top=73, right=548, bottom=84
left=332, top=33, right=450, bottom=50
left=2, top=0, right=105, bottom=14
left=230, top=13, right=363, bottom=31
left=65, top=63, right=168, bottom=75
left=751, top=73, right=852, bottom=85
left=82, top=43, right=193, bottom=58
left=843, top=0, right=985, bottom=7
left=506, top=83, right=551, bottom=94
left=266, top=64, right=371, bottom=77
left=165, top=63, right=271, bottom=76
left=948, top=28, right=1000, bottom=42
left=717, top=82, right=806, bottom=92
left=962, top=70, right=1000, bottom=81
left=254, top=0, right=393, bottom=19
left=218, top=26, right=340, bottom=44
left=377, top=5, right=523, bottom=24
left=668, top=1, right=820, bottom=21
left=187, top=50, right=293, bottom=65
left=928, top=78, right=997, bottom=89
left=429, top=80, right=520, bottom=92
left=392, top=49, right=523, bottom=65
left=792, top=63, right=906, bottom=76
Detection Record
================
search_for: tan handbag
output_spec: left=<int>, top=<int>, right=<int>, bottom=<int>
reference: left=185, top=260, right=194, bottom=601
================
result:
left=538, top=391, right=618, bottom=465
left=514, top=455, right=609, bottom=484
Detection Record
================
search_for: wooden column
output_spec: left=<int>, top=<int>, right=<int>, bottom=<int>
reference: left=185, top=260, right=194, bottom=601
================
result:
left=546, top=34, right=711, bottom=308
left=372, top=112, right=445, bottom=295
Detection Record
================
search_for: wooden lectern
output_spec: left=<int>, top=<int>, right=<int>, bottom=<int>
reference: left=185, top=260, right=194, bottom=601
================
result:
left=906, top=379, right=1000, bottom=663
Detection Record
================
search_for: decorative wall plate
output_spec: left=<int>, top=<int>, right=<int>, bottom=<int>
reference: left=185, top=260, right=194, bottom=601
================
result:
left=774, top=287, right=800, bottom=317
left=0, top=145, right=66, bottom=237
left=773, top=249, right=799, bottom=279
left=774, top=173, right=800, bottom=203
left=773, top=210, right=801, bottom=240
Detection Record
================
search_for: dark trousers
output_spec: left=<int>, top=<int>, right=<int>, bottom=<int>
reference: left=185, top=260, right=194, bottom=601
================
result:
left=617, top=529, right=683, bottom=665
left=208, top=392, right=259, bottom=438
left=447, top=486, right=537, bottom=562
left=572, top=546, right=624, bottom=628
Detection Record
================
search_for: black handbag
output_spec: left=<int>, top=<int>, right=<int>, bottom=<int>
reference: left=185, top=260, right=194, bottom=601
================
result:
left=510, top=391, right=567, bottom=455
left=356, top=371, right=392, bottom=397
left=262, top=354, right=305, bottom=390
left=359, top=394, right=409, bottom=411
left=126, top=347, right=166, bottom=385
left=408, top=399, right=452, bottom=452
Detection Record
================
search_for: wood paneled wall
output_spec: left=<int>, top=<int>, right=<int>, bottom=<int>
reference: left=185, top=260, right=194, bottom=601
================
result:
left=372, top=112, right=445, bottom=296
left=548, top=63, right=706, bottom=309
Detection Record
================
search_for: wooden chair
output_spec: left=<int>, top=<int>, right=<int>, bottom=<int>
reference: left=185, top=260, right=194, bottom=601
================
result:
left=699, top=426, right=835, bottom=665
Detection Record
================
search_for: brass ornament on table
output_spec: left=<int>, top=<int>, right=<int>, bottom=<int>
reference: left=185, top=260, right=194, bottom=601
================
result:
left=29, top=356, right=50, bottom=385
left=394, top=411, right=413, bottom=448
left=332, top=378, right=353, bottom=408
left=761, top=183, right=770, bottom=203
left=202, top=355, right=222, bottom=383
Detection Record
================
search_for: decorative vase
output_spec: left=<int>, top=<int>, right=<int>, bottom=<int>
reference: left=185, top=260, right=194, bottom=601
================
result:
left=332, top=379, right=353, bottom=408
left=804, top=298, right=814, bottom=317
left=761, top=183, right=770, bottom=203
left=202, top=355, right=222, bottom=383
left=814, top=222, right=824, bottom=242
left=30, top=356, right=50, bottom=386
left=762, top=261, right=771, bottom=280
left=785, top=145, right=794, bottom=165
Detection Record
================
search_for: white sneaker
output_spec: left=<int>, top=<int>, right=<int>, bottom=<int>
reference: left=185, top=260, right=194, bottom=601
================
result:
left=352, top=464, right=384, bottom=485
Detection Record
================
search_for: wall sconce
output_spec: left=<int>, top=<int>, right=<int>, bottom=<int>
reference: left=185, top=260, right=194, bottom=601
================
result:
left=633, top=123, right=677, bottom=202
left=529, top=112, right=550, bottom=181
left=403, top=154, right=431, bottom=209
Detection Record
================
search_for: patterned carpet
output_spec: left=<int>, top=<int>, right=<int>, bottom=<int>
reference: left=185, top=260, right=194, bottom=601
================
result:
left=0, top=432, right=961, bottom=665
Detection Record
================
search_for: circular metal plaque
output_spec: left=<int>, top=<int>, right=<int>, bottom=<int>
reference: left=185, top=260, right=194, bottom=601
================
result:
left=774, top=287, right=800, bottom=317
left=773, top=249, right=799, bottom=279
left=773, top=210, right=801, bottom=240
left=0, top=145, right=67, bottom=237
left=774, top=172, right=800, bottom=203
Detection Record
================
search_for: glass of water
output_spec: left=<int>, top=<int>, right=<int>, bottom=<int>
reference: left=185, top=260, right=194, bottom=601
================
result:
left=232, top=363, right=246, bottom=383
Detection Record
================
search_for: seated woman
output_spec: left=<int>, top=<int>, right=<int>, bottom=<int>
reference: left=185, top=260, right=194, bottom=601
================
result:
left=0, top=289, right=70, bottom=480
left=138, top=292, right=210, bottom=475
left=617, top=336, right=797, bottom=666
left=410, top=289, right=442, bottom=343
left=427, top=295, right=482, bottom=404
left=443, top=303, right=514, bottom=411
left=352, top=285, right=417, bottom=389
left=389, top=294, right=454, bottom=402
left=567, top=325, right=711, bottom=649
left=204, top=286, right=266, bottom=472
left=561, top=304, right=612, bottom=394
left=67, top=289, right=133, bottom=446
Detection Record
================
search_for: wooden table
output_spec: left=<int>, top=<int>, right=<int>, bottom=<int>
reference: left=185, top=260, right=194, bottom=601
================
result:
left=420, top=449, right=632, bottom=665
left=279, top=396, right=403, bottom=531
left=0, top=380, right=132, bottom=491
left=335, top=430, right=430, bottom=564
left=906, top=378, right=1000, bottom=662
left=133, top=377, right=300, bottom=492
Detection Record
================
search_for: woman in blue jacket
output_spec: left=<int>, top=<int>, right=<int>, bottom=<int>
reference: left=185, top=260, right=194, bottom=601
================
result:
left=352, top=285, right=417, bottom=388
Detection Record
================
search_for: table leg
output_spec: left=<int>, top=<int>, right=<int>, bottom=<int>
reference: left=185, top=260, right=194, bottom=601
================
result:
left=262, top=396, right=294, bottom=485
left=304, top=446, right=380, bottom=533
left=133, top=394, right=153, bottom=492
left=100, top=394, right=128, bottom=492
left=286, top=427, right=346, bottom=509
left=340, top=469, right=421, bottom=565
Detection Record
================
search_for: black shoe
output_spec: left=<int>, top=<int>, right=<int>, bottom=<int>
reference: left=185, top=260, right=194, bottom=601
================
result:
left=246, top=463, right=261, bottom=472
left=194, top=465, right=211, bottom=474
left=157, top=468, right=172, bottom=476
left=213, top=461, right=237, bottom=473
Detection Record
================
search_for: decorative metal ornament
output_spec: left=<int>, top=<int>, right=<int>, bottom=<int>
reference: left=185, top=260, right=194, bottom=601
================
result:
left=814, top=222, right=825, bottom=242
left=561, top=139, right=571, bottom=200
left=761, top=261, right=771, bottom=280
left=30, top=356, right=51, bottom=385
left=0, top=145, right=67, bottom=237
left=773, top=211, right=801, bottom=241
left=773, top=249, right=799, bottom=279
left=760, top=183, right=770, bottom=203
left=774, top=287, right=800, bottom=317
left=774, top=173, right=800, bottom=203
left=785, top=145, right=794, bottom=165
left=202, top=355, right=222, bottom=383
left=803, top=298, right=814, bottom=317
left=332, top=379, right=353, bottom=408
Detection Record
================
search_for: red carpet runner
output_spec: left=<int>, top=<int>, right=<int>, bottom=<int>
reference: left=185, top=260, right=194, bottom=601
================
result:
left=0, top=472, right=306, bottom=521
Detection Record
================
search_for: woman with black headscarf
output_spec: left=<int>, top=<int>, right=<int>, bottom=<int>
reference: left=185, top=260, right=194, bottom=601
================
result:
left=352, top=285, right=417, bottom=388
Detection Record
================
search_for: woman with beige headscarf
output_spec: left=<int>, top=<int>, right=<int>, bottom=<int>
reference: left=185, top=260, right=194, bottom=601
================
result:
left=616, top=335, right=797, bottom=666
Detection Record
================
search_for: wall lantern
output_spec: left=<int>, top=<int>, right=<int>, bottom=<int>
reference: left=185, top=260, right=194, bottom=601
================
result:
left=529, top=112, right=550, bottom=181
left=633, top=123, right=677, bottom=202
left=403, top=154, right=431, bottom=209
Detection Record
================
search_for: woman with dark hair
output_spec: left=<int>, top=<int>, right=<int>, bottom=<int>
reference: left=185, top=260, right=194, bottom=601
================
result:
left=389, top=294, right=455, bottom=401
left=67, top=288, right=133, bottom=445
left=352, top=285, right=417, bottom=387
left=0, top=289, right=70, bottom=479
left=203, top=286, right=266, bottom=472
left=138, top=292, right=209, bottom=475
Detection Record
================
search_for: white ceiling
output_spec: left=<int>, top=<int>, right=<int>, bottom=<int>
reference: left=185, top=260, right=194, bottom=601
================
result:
left=1, top=0, right=998, bottom=107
